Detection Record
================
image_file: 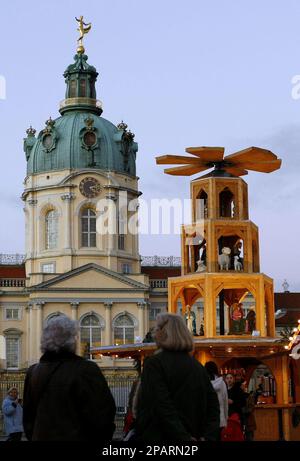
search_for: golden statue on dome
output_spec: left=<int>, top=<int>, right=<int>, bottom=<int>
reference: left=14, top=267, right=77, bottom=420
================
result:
left=75, top=16, right=92, bottom=54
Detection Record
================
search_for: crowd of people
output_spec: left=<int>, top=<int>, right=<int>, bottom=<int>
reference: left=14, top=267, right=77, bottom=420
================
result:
left=2, top=313, right=259, bottom=442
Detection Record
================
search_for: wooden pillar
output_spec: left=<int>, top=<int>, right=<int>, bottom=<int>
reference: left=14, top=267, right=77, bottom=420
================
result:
left=266, top=283, right=275, bottom=337
left=282, top=355, right=291, bottom=440
left=168, top=282, right=179, bottom=314
left=256, top=277, right=267, bottom=337
left=195, top=349, right=208, bottom=365
left=181, top=225, right=188, bottom=275
left=237, top=180, right=243, bottom=220
left=210, top=178, right=216, bottom=220
left=204, top=276, right=214, bottom=337
left=246, top=226, right=253, bottom=273
left=206, top=220, right=215, bottom=272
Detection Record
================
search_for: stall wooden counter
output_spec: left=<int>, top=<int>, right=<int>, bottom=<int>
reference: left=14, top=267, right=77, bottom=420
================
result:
left=254, top=404, right=300, bottom=441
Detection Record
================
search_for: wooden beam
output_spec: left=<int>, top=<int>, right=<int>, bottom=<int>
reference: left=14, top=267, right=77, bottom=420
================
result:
left=156, top=154, right=206, bottom=165
left=185, top=146, right=225, bottom=161
left=164, top=164, right=208, bottom=176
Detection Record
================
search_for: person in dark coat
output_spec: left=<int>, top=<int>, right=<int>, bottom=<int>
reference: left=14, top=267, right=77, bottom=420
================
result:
left=225, top=373, right=247, bottom=430
left=23, top=315, right=116, bottom=441
left=136, top=313, right=220, bottom=442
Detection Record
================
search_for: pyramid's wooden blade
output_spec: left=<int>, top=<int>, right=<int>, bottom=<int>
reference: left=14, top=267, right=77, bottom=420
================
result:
left=185, top=146, right=225, bottom=162
left=236, top=159, right=282, bottom=173
left=225, top=146, right=278, bottom=163
left=224, top=167, right=248, bottom=176
left=164, top=164, right=210, bottom=176
left=156, top=155, right=206, bottom=165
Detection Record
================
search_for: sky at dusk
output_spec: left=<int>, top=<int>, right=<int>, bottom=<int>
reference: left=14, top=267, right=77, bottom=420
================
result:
left=1, top=0, right=300, bottom=291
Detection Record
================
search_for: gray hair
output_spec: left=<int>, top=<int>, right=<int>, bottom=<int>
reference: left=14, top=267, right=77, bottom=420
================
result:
left=41, top=315, right=78, bottom=353
left=155, top=313, right=194, bottom=352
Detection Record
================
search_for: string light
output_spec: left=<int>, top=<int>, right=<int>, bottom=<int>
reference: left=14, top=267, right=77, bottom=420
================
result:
left=287, top=321, right=300, bottom=351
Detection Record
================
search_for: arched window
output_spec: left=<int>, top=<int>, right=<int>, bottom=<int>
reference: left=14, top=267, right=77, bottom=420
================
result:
left=80, top=314, right=102, bottom=358
left=45, top=210, right=58, bottom=249
left=81, top=208, right=96, bottom=247
left=113, top=314, right=135, bottom=345
left=219, top=188, right=235, bottom=218
left=196, top=190, right=208, bottom=220
left=118, top=206, right=126, bottom=250
left=45, top=312, right=65, bottom=325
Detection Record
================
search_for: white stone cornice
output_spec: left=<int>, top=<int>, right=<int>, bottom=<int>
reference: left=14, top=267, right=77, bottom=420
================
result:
left=70, top=302, right=80, bottom=309
left=61, top=193, right=76, bottom=201
left=137, top=301, right=147, bottom=309
left=104, top=302, right=113, bottom=309
left=35, top=301, right=45, bottom=309
left=27, top=199, right=38, bottom=206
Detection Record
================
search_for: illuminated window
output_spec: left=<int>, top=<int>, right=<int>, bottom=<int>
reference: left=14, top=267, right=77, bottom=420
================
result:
left=80, top=314, right=102, bottom=358
left=114, top=314, right=134, bottom=345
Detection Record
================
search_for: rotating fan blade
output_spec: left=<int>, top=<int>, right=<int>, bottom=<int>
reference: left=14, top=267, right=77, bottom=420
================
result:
left=185, top=146, right=225, bottom=162
left=235, top=159, right=282, bottom=173
left=223, top=167, right=248, bottom=176
left=164, top=164, right=209, bottom=176
left=225, top=146, right=279, bottom=163
left=156, top=155, right=206, bottom=165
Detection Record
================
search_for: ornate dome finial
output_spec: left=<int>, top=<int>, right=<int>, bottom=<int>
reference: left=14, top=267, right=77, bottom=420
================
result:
left=75, top=16, right=92, bottom=54
left=117, top=121, right=128, bottom=131
left=26, top=125, right=36, bottom=137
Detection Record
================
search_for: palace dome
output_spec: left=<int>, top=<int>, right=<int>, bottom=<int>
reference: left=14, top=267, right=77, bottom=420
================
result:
left=24, top=53, right=137, bottom=177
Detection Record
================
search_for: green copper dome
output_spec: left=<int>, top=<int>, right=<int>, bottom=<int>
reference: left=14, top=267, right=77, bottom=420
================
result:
left=24, top=53, right=138, bottom=177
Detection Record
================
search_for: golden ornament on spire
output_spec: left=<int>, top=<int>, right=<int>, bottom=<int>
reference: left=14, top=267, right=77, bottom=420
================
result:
left=75, top=15, right=92, bottom=54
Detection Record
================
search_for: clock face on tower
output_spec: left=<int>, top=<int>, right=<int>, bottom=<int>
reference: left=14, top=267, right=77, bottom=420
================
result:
left=79, top=177, right=101, bottom=198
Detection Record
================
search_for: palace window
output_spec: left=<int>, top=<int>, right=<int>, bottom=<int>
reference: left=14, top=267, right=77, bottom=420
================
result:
left=46, top=312, right=65, bottom=324
left=81, top=208, right=96, bottom=247
left=122, top=263, right=132, bottom=274
left=79, top=79, right=86, bottom=97
left=69, top=79, right=76, bottom=98
left=41, top=262, right=55, bottom=273
left=45, top=210, right=58, bottom=249
left=118, top=206, right=126, bottom=250
left=113, top=314, right=135, bottom=345
left=149, top=302, right=167, bottom=320
left=80, top=314, right=102, bottom=358
left=4, top=307, right=21, bottom=321
left=5, top=336, right=20, bottom=370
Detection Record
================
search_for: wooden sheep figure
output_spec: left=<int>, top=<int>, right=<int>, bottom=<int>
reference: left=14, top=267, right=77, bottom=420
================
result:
left=218, top=247, right=231, bottom=270
left=196, top=260, right=206, bottom=273
left=234, top=255, right=243, bottom=271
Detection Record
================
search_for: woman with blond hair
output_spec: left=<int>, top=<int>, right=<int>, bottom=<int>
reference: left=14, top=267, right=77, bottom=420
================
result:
left=136, top=313, right=219, bottom=442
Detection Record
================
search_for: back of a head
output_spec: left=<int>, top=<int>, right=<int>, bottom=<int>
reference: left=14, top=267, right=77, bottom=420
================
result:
left=204, top=361, right=219, bottom=380
left=41, top=316, right=78, bottom=354
left=155, top=312, right=194, bottom=352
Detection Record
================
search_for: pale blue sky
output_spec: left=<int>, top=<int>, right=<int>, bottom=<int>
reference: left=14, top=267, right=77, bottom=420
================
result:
left=1, top=0, right=300, bottom=291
